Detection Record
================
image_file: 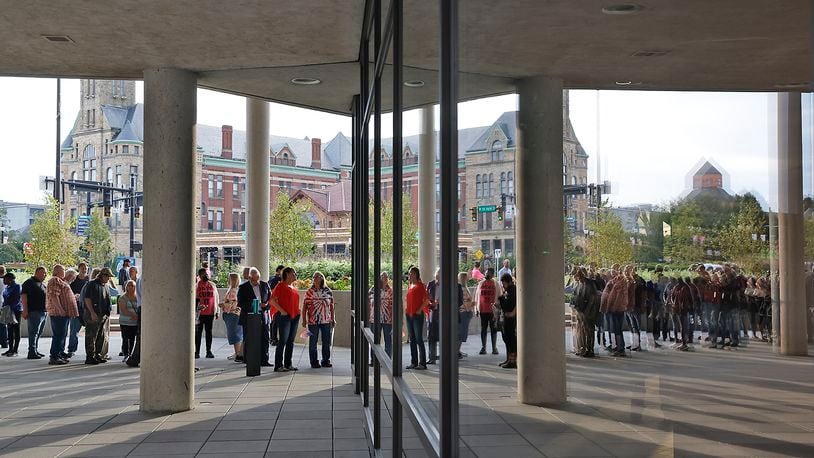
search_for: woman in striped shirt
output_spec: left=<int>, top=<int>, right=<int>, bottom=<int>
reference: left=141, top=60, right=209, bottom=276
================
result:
left=369, top=272, right=394, bottom=358
left=303, top=271, right=335, bottom=368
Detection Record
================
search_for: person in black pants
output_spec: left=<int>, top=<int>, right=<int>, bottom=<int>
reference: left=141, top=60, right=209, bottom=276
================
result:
left=268, top=265, right=284, bottom=346
left=238, top=268, right=272, bottom=366
left=498, top=273, right=517, bottom=369
left=2, top=273, right=23, bottom=357
left=195, top=269, right=219, bottom=359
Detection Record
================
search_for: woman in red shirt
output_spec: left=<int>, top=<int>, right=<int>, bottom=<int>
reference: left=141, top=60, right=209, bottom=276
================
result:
left=270, top=267, right=300, bottom=372
left=195, top=268, right=219, bottom=359
left=405, top=266, right=429, bottom=370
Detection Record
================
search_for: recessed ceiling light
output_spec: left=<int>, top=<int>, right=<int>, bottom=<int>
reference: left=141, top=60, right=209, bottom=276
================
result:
left=614, top=81, right=643, bottom=86
left=41, top=35, right=74, bottom=43
left=602, top=4, right=644, bottom=15
left=290, top=77, right=321, bottom=85
left=404, top=80, right=425, bottom=88
left=775, top=82, right=809, bottom=89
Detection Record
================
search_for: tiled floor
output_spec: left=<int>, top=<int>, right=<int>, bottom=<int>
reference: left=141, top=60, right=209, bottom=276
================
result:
left=0, top=331, right=812, bottom=457
left=384, top=332, right=814, bottom=457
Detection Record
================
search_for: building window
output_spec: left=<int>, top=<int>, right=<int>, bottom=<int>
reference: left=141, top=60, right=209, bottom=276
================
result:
left=208, top=174, right=214, bottom=198
left=129, top=166, right=138, bottom=189
left=82, top=146, right=97, bottom=181
left=481, top=239, right=491, bottom=254
left=233, top=177, right=239, bottom=198
left=224, top=246, right=243, bottom=265
left=435, top=175, right=440, bottom=200
left=207, top=210, right=214, bottom=230
left=488, top=173, right=495, bottom=198
left=485, top=212, right=492, bottom=230
left=216, top=175, right=224, bottom=197
left=475, top=175, right=482, bottom=199
left=500, top=172, right=507, bottom=195
left=122, top=145, right=129, bottom=154
left=457, top=175, right=461, bottom=198
left=508, top=172, right=514, bottom=196
left=83, top=144, right=96, bottom=159
left=435, top=210, right=440, bottom=233
left=505, top=239, right=514, bottom=255
left=490, top=140, right=504, bottom=162
left=70, top=172, right=77, bottom=194
left=232, top=211, right=240, bottom=232
left=106, top=167, right=113, bottom=184
left=115, top=165, right=122, bottom=188
left=216, top=211, right=223, bottom=231
left=134, top=145, right=140, bottom=155
left=572, top=176, right=577, bottom=185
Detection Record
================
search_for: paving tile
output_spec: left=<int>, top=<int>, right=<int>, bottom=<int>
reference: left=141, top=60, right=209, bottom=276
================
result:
left=60, top=443, right=138, bottom=457
left=217, top=420, right=276, bottom=431
left=142, top=429, right=212, bottom=442
left=0, top=445, right=71, bottom=457
left=199, top=440, right=270, bottom=454
left=75, top=432, right=149, bottom=445
left=129, top=441, right=204, bottom=455
left=208, top=429, right=273, bottom=441
left=333, top=437, right=369, bottom=450
left=5, top=434, right=84, bottom=448
left=266, top=438, right=333, bottom=451
left=271, top=428, right=331, bottom=440
left=468, top=445, right=544, bottom=457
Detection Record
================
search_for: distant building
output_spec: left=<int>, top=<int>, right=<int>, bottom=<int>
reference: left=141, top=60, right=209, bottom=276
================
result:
left=0, top=201, right=46, bottom=232
left=686, top=160, right=733, bottom=201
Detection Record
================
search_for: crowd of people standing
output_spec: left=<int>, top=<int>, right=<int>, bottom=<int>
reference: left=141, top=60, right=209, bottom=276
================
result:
left=570, top=262, right=777, bottom=358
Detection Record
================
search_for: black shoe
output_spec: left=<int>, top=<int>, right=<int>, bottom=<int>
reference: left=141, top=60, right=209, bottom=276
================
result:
left=6, top=351, right=17, bottom=357
left=27, top=353, right=42, bottom=360
left=206, top=351, right=215, bottom=358
left=260, top=362, right=273, bottom=367
left=1, top=351, right=10, bottom=357
left=322, top=361, right=332, bottom=368
left=492, top=348, right=499, bottom=355
left=234, top=355, right=244, bottom=363
left=85, top=358, right=99, bottom=365
left=405, top=364, right=417, bottom=370
left=118, top=352, right=124, bottom=356
left=95, top=356, right=108, bottom=363
left=416, top=364, right=427, bottom=370
left=311, top=363, right=322, bottom=368
left=194, top=353, right=200, bottom=359
left=274, top=367, right=289, bottom=372
left=479, top=347, right=486, bottom=355
left=48, top=358, right=68, bottom=365
left=426, top=359, right=436, bottom=365
left=285, top=366, right=298, bottom=371
left=36, top=352, right=45, bottom=357
left=59, top=352, right=70, bottom=359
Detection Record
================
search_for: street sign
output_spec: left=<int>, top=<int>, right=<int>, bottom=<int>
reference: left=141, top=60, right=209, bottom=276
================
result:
left=23, top=242, right=33, bottom=255
left=494, top=248, right=502, bottom=259
left=474, top=249, right=484, bottom=260
left=478, top=205, right=497, bottom=213
left=76, top=215, right=91, bottom=236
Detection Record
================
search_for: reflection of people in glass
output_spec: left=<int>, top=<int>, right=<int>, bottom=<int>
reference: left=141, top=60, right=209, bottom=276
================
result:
left=368, top=272, right=393, bottom=359
left=405, top=267, right=428, bottom=370
left=458, top=272, right=474, bottom=359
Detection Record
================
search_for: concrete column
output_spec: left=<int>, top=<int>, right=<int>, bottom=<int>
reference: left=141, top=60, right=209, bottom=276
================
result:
left=418, top=105, right=436, bottom=275
left=246, top=98, right=270, bottom=280
left=516, top=76, right=566, bottom=405
left=777, top=92, right=808, bottom=356
left=140, top=68, right=197, bottom=413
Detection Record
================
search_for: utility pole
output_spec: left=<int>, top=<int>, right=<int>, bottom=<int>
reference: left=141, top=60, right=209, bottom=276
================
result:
left=55, top=78, right=61, bottom=203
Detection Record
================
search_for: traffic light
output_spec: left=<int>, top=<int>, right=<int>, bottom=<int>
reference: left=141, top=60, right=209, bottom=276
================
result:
left=470, top=206, right=478, bottom=222
left=134, top=206, right=141, bottom=219
left=103, top=190, right=111, bottom=218
left=501, top=193, right=507, bottom=209
left=497, top=205, right=504, bottom=221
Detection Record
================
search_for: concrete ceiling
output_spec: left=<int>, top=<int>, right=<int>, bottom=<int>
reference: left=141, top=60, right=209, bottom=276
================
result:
left=1, top=0, right=809, bottom=114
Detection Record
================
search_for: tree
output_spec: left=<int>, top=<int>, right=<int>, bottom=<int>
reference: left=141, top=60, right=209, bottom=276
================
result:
left=269, top=191, right=315, bottom=264
left=717, top=194, right=768, bottom=273
left=81, top=211, right=114, bottom=267
left=370, top=195, right=418, bottom=266
left=663, top=199, right=705, bottom=264
left=634, top=210, right=665, bottom=263
left=26, top=195, right=82, bottom=269
left=0, top=244, right=22, bottom=264
left=586, top=209, right=633, bottom=267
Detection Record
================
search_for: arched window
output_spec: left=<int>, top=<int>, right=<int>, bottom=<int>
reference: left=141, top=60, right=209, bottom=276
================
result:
left=488, top=173, right=495, bottom=197
left=572, top=176, right=577, bottom=185
left=82, top=145, right=97, bottom=181
left=106, top=167, right=113, bottom=183
left=500, top=172, right=507, bottom=195
left=83, top=145, right=96, bottom=159
left=490, top=140, right=504, bottom=162
left=508, top=172, right=514, bottom=196
left=475, top=174, right=482, bottom=199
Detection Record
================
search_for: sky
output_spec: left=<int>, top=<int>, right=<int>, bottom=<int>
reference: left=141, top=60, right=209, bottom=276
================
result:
left=0, top=76, right=795, bottom=209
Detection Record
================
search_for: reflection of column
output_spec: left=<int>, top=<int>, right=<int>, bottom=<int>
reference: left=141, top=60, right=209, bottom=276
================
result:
left=769, top=210, right=780, bottom=350
left=246, top=98, right=270, bottom=280
left=141, top=68, right=197, bottom=413
left=516, top=76, right=566, bottom=405
left=777, top=92, right=808, bottom=356
left=418, top=105, right=436, bottom=275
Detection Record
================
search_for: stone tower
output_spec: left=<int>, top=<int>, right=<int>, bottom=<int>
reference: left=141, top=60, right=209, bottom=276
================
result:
left=77, top=79, right=136, bottom=132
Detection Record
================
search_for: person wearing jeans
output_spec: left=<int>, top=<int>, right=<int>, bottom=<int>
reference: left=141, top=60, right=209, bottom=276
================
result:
left=21, top=266, right=48, bottom=360
left=405, top=266, right=429, bottom=370
left=45, top=265, right=79, bottom=365
left=271, top=267, right=301, bottom=372
left=475, top=268, right=501, bottom=355
left=303, top=271, right=335, bottom=368
left=68, top=263, right=89, bottom=357
left=82, top=268, right=113, bottom=364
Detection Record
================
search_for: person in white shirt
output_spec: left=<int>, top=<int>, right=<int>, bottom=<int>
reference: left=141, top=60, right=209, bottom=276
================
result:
left=497, top=259, right=513, bottom=280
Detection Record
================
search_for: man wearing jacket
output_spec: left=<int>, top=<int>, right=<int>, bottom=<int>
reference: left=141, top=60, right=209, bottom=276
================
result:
left=82, top=267, right=113, bottom=365
left=45, top=265, right=79, bottom=365
left=238, top=267, right=272, bottom=367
